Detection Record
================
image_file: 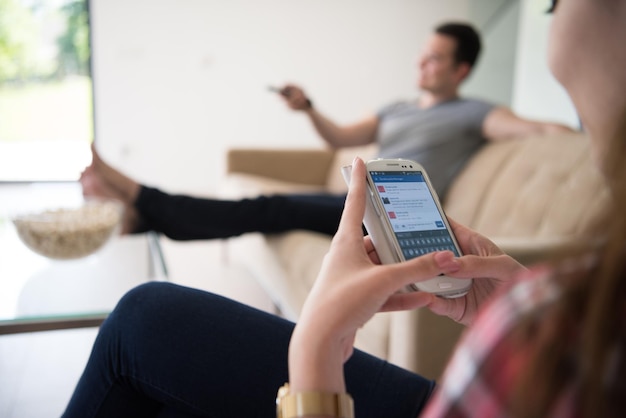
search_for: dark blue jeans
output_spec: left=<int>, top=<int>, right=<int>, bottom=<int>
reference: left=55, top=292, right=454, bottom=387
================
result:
left=134, top=186, right=346, bottom=240
left=63, top=282, right=434, bottom=417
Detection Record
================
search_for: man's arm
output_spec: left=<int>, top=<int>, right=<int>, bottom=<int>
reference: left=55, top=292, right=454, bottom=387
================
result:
left=305, top=109, right=379, bottom=148
left=279, top=84, right=379, bottom=148
left=482, top=106, right=576, bottom=142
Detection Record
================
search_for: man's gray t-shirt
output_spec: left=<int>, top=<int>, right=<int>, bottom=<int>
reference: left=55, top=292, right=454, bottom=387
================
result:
left=376, top=98, right=495, bottom=198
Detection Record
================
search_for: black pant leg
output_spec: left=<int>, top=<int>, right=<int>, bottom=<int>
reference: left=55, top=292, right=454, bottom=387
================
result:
left=64, top=282, right=434, bottom=418
left=134, top=186, right=345, bottom=240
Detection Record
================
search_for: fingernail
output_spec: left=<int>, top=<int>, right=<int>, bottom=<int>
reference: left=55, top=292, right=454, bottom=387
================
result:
left=434, top=251, right=460, bottom=273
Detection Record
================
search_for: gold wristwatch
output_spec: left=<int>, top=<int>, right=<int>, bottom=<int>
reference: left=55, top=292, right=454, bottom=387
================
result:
left=276, top=383, right=354, bottom=418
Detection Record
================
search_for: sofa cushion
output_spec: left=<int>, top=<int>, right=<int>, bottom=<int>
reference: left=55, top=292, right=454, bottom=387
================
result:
left=444, top=132, right=609, bottom=239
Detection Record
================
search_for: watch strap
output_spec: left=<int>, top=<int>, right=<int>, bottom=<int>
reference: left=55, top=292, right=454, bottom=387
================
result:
left=276, top=383, right=354, bottom=418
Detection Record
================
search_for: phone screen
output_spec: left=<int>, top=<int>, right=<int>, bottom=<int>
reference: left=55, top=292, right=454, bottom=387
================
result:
left=369, top=170, right=460, bottom=260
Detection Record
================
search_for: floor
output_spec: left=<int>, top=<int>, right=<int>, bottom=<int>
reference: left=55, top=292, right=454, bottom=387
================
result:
left=0, top=238, right=276, bottom=417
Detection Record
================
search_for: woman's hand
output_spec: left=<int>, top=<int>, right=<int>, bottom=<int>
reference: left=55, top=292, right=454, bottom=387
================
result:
left=379, top=219, right=528, bottom=325
left=289, top=158, right=458, bottom=392
left=287, top=158, right=527, bottom=393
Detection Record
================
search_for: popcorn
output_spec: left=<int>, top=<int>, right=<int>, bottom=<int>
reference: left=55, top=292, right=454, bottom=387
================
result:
left=12, top=200, right=122, bottom=259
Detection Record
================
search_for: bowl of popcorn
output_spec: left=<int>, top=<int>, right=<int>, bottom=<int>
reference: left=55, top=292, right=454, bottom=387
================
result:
left=12, top=200, right=123, bottom=260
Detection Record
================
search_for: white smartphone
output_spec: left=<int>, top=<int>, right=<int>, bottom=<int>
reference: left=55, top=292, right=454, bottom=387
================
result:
left=342, top=159, right=472, bottom=298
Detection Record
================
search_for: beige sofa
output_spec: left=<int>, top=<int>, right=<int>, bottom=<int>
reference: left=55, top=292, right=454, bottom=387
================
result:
left=218, top=131, right=609, bottom=380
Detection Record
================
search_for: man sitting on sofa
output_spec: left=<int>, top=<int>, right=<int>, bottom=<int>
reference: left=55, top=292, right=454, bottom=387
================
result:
left=81, top=22, right=573, bottom=240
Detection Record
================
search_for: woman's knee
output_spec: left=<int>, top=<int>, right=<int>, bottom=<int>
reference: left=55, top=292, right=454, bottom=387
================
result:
left=105, top=282, right=184, bottom=331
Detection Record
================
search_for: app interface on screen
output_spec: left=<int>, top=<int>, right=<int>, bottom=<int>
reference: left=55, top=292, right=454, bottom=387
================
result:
left=369, top=170, right=460, bottom=259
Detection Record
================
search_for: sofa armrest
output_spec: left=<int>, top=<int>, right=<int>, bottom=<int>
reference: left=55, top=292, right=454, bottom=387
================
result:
left=226, top=148, right=336, bottom=186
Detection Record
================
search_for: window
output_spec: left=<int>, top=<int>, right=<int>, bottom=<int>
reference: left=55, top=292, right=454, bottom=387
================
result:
left=0, top=0, right=92, bottom=182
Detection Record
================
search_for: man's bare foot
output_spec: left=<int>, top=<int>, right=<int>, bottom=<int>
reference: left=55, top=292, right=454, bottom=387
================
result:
left=80, top=146, right=142, bottom=234
left=89, top=145, right=141, bottom=203
left=80, top=165, right=123, bottom=202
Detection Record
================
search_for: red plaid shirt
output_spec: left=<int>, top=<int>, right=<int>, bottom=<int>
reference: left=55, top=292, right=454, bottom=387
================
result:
left=421, top=266, right=577, bottom=418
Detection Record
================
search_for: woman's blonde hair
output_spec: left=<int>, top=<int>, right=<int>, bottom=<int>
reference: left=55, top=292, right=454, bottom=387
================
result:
left=512, top=114, right=626, bottom=417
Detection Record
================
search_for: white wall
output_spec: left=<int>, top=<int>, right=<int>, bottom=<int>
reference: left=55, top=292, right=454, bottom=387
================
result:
left=90, top=0, right=471, bottom=195
left=511, top=0, right=579, bottom=127
left=462, top=0, right=520, bottom=106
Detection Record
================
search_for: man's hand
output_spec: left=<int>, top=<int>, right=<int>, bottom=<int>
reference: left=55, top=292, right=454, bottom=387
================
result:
left=275, top=84, right=313, bottom=111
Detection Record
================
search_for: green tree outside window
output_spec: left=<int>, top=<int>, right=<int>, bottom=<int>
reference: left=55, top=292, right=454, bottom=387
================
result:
left=0, top=0, right=93, bottom=181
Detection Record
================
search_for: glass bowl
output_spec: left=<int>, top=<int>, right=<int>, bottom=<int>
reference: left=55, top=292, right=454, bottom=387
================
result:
left=12, top=199, right=123, bottom=260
